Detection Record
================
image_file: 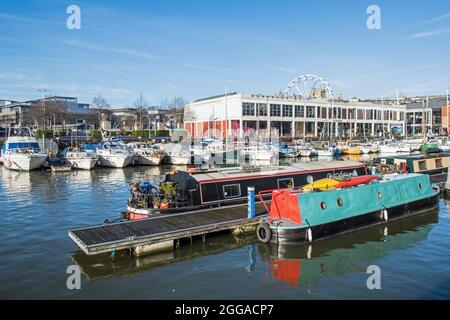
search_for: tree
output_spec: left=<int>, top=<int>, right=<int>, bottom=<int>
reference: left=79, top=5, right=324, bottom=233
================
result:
left=159, top=96, right=190, bottom=126
left=91, top=95, right=110, bottom=109
left=24, top=99, right=69, bottom=129
left=134, top=93, right=149, bottom=131
left=91, top=95, right=111, bottom=130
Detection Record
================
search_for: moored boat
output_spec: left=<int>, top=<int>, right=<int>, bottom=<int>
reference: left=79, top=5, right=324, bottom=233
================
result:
left=96, top=140, right=133, bottom=168
left=373, top=150, right=450, bottom=186
left=0, top=128, right=47, bottom=171
left=126, top=142, right=163, bottom=166
left=341, top=146, right=362, bottom=155
left=256, top=174, right=440, bottom=244
left=126, top=160, right=367, bottom=219
left=63, top=147, right=98, bottom=170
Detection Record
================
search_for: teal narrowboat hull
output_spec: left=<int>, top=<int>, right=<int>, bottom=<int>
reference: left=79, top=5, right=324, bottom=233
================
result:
left=266, top=174, right=440, bottom=244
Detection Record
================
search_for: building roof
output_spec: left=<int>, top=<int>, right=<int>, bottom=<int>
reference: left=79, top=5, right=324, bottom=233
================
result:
left=193, top=92, right=238, bottom=103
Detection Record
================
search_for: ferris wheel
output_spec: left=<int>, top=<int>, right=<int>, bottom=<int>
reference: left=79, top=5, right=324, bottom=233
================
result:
left=284, top=74, right=334, bottom=99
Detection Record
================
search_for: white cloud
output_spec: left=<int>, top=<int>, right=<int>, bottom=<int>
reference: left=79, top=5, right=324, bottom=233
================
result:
left=277, top=67, right=298, bottom=74
left=409, top=27, right=450, bottom=39
left=61, top=40, right=156, bottom=60
left=416, top=12, right=450, bottom=26
left=0, top=12, right=59, bottom=25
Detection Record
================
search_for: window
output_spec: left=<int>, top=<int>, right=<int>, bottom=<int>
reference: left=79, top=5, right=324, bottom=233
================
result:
left=242, top=103, right=255, bottom=116
left=435, top=159, right=443, bottom=168
left=337, top=198, right=343, bottom=207
left=295, top=105, right=304, bottom=117
left=306, top=106, right=315, bottom=118
left=223, top=184, right=241, bottom=198
left=277, top=178, right=294, bottom=189
left=357, top=109, right=364, bottom=120
left=270, top=104, right=281, bottom=117
left=418, top=160, right=427, bottom=171
left=257, top=103, right=267, bottom=116
left=320, top=202, right=326, bottom=210
left=282, top=105, right=293, bottom=117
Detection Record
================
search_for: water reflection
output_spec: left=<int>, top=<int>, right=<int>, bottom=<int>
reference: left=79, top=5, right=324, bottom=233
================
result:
left=72, top=210, right=438, bottom=285
left=260, top=210, right=438, bottom=288
left=71, top=233, right=256, bottom=281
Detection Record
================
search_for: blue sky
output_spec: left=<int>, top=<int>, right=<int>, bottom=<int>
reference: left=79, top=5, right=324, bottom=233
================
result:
left=1, top=0, right=450, bottom=107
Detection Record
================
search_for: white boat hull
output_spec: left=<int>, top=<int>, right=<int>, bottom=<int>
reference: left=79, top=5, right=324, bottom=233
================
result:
left=316, top=150, right=333, bottom=157
left=165, top=154, right=202, bottom=165
left=66, top=158, right=98, bottom=170
left=298, top=149, right=313, bottom=157
left=98, top=155, right=132, bottom=168
left=133, top=155, right=162, bottom=166
left=2, top=154, right=47, bottom=171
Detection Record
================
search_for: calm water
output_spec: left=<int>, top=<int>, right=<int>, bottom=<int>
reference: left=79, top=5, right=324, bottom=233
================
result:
left=1, top=160, right=450, bottom=299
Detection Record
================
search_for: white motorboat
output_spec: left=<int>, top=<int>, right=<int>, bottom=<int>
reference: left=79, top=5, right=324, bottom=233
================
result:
left=158, top=143, right=202, bottom=165
left=96, top=140, right=133, bottom=168
left=127, top=142, right=163, bottom=166
left=240, top=146, right=277, bottom=165
left=359, top=144, right=380, bottom=154
left=378, top=141, right=411, bottom=154
left=63, top=147, right=98, bottom=170
left=0, top=128, right=47, bottom=171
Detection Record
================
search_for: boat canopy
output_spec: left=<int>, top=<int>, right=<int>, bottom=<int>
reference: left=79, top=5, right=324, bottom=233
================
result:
left=7, top=142, right=40, bottom=150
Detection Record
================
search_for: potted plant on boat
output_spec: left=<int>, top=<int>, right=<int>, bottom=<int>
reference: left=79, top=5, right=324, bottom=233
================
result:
left=158, top=182, right=177, bottom=209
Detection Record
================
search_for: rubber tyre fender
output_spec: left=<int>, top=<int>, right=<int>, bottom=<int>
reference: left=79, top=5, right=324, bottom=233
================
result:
left=256, top=222, right=272, bottom=243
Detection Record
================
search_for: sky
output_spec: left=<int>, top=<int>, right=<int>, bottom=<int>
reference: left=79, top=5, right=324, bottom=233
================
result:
left=1, top=0, right=450, bottom=107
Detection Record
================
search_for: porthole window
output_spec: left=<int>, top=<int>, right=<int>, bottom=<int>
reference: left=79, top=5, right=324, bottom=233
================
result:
left=337, top=198, right=344, bottom=207
left=418, top=183, right=422, bottom=190
left=377, top=192, right=382, bottom=200
left=320, top=201, right=326, bottom=210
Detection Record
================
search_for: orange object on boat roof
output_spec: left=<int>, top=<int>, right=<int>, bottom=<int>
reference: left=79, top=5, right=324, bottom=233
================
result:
left=336, top=175, right=381, bottom=188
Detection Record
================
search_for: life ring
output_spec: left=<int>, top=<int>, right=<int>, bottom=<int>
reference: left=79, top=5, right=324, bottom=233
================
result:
left=306, top=228, right=313, bottom=242
left=256, top=222, right=272, bottom=243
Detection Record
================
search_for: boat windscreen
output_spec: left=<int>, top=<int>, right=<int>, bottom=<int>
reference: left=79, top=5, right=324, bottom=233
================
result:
left=8, top=142, right=40, bottom=150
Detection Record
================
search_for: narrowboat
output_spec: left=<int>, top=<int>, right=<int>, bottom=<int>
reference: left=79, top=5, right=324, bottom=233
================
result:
left=256, top=173, right=440, bottom=245
left=127, top=160, right=367, bottom=220
left=373, top=150, right=450, bottom=185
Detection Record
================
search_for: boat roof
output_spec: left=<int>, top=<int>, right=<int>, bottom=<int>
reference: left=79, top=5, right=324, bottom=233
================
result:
left=190, top=160, right=364, bottom=182
left=376, top=151, right=450, bottom=161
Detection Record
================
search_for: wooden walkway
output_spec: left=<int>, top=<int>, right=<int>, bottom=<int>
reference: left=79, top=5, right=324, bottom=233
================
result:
left=69, top=203, right=266, bottom=256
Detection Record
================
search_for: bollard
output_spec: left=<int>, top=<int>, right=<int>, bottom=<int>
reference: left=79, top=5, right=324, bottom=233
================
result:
left=248, top=186, right=255, bottom=219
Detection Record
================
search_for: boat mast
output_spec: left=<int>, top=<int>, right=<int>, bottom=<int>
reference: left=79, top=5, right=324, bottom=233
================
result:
left=422, top=99, right=426, bottom=143
left=225, top=82, right=228, bottom=147
left=447, top=88, right=449, bottom=137
left=427, top=88, right=430, bottom=137
left=381, top=92, right=385, bottom=140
